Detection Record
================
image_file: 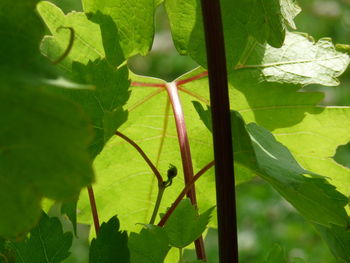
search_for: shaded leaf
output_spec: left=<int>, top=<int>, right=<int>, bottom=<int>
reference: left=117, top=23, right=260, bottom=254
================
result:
left=164, top=199, right=214, bottom=248
left=0, top=0, right=94, bottom=239
left=264, top=244, right=286, bottom=263
left=61, top=200, right=78, bottom=237
left=68, top=59, right=130, bottom=157
left=82, top=0, right=155, bottom=57
left=89, top=216, right=130, bottom=263
left=194, top=105, right=349, bottom=227
left=128, top=225, right=170, bottom=263
left=38, top=1, right=124, bottom=69
left=9, top=213, right=73, bottom=263
left=314, top=224, right=350, bottom=263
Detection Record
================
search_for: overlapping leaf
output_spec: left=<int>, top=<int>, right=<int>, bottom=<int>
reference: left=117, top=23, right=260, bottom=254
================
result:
left=9, top=212, right=73, bottom=263
left=240, top=32, right=349, bottom=86
left=164, top=199, right=214, bottom=248
left=165, top=0, right=301, bottom=68
left=82, top=0, right=155, bottom=58
left=0, top=0, right=94, bottom=239
left=89, top=216, right=130, bottom=263
left=38, top=1, right=125, bottom=69
left=39, top=3, right=131, bottom=157
left=195, top=104, right=349, bottom=227
left=129, top=225, right=170, bottom=263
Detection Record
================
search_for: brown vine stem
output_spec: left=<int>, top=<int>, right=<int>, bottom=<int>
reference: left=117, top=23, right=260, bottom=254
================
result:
left=200, top=0, right=238, bottom=262
left=165, top=82, right=206, bottom=261
left=115, top=131, right=163, bottom=185
left=158, top=160, right=215, bottom=227
left=87, top=186, right=100, bottom=234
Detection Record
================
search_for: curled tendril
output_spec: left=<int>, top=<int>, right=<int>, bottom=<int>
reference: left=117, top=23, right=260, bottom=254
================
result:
left=163, top=164, right=177, bottom=187
left=52, top=26, right=75, bottom=64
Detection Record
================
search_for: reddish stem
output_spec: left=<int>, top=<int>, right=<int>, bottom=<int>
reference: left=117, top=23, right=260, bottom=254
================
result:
left=131, top=81, right=166, bottom=88
left=165, top=82, right=206, bottom=261
left=115, top=131, right=163, bottom=185
left=175, top=71, right=208, bottom=86
left=87, top=186, right=100, bottom=234
left=158, top=160, right=215, bottom=227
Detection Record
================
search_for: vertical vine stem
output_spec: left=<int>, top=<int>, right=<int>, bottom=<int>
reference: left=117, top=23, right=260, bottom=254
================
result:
left=200, top=0, right=239, bottom=262
left=165, top=82, right=206, bottom=260
left=87, top=186, right=100, bottom=235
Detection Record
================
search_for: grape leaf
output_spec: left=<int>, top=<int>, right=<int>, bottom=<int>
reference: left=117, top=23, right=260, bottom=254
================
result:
left=246, top=122, right=349, bottom=227
left=163, top=199, right=214, bottom=248
left=89, top=216, right=130, bottom=263
left=194, top=104, right=349, bottom=227
left=314, top=224, right=350, bottom=263
left=0, top=0, right=94, bottom=239
left=165, top=0, right=300, bottom=69
left=9, top=212, right=73, bottom=263
left=82, top=0, right=155, bottom=58
left=61, top=200, right=78, bottom=237
left=128, top=225, right=170, bottom=263
left=240, top=32, right=350, bottom=86
left=66, top=60, right=130, bottom=157
left=38, top=1, right=125, bottom=69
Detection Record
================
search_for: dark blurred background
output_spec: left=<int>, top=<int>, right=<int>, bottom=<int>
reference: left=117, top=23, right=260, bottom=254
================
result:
left=46, top=0, right=350, bottom=262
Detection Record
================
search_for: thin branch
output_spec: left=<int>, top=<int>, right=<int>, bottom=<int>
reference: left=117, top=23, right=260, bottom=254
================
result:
left=175, top=71, right=208, bottom=86
left=158, top=160, right=215, bottom=227
left=165, top=82, right=206, bottom=260
left=115, top=131, right=163, bottom=185
left=52, top=27, right=75, bottom=64
left=87, top=186, right=100, bottom=234
left=200, top=0, right=239, bottom=262
left=131, top=81, right=166, bottom=88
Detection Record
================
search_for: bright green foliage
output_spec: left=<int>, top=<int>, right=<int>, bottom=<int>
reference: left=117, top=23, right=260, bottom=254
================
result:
left=128, top=225, right=170, bottom=263
left=314, top=224, right=350, bottom=263
left=61, top=200, right=78, bottom=237
left=38, top=1, right=125, bottom=69
left=242, top=32, right=349, bottom=86
left=165, top=0, right=300, bottom=69
left=0, top=0, right=94, bottom=239
left=247, top=123, right=349, bottom=227
left=163, top=199, right=214, bottom=248
left=195, top=105, right=349, bottom=227
left=89, top=216, right=130, bottom=263
left=82, top=0, right=155, bottom=58
left=68, top=60, right=130, bottom=157
left=9, top=213, right=73, bottom=263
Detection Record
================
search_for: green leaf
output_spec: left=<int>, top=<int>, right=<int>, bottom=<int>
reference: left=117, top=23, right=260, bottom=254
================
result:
left=82, top=0, right=155, bottom=57
left=194, top=104, right=349, bottom=227
left=67, top=59, right=130, bottom=157
left=240, top=32, right=350, bottom=86
left=128, top=225, right=170, bottom=263
left=38, top=1, right=125, bottom=69
left=165, top=0, right=300, bottom=69
left=61, top=200, right=78, bottom=237
left=246, top=122, right=349, bottom=227
left=164, top=199, right=214, bottom=248
left=314, top=224, right=350, bottom=263
left=89, top=216, right=130, bottom=263
left=0, top=0, right=94, bottom=239
left=9, top=212, right=73, bottom=263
